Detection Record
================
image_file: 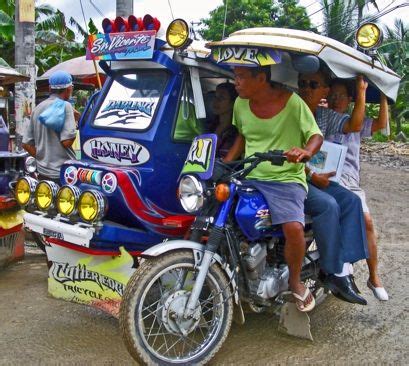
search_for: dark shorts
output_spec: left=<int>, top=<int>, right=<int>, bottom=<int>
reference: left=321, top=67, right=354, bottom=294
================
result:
left=247, top=180, right=307, bottom=226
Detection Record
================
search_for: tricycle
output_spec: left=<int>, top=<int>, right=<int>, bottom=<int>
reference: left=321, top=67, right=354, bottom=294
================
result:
left=13, top=16, right=400, bottom=365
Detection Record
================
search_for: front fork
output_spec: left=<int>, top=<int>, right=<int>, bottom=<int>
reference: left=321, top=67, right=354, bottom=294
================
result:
left=183, top=183, right=236, bottom=318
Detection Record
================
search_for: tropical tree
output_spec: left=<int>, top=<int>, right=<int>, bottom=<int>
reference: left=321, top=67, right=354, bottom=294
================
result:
left=378, top=19, right=409, bottom=132
left=200, top=0, right=313, bottom=41
left=319, top=0, right=380, bottom=45
left=320, top=0, right=357, bottom=45
left=0, top=0, right=89, bottom=75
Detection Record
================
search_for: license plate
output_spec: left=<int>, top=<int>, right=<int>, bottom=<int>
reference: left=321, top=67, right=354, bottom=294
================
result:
left=43, top=228, right=64, bottom=240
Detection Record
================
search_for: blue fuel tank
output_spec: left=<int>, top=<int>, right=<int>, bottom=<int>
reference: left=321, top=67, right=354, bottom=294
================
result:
left=234, top=187, right=283, bottom=241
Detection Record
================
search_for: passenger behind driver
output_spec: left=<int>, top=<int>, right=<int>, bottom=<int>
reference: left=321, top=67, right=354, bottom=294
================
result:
left=326, top=79, right=389, bottom=301
left=299, top=71, right=369, bottom=305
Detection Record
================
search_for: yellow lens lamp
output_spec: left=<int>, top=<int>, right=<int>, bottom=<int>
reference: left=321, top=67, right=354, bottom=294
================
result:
left=356, top=23, right=383, bottom=50
left=78, top=190, right=106, bottom=223
left=166, top=19, right=192, bottom=49
left=15, top=177, right=38, bottom=206
left=56, top=185, right=81, bottom=216
left=34, top=181, right=59, bottom=211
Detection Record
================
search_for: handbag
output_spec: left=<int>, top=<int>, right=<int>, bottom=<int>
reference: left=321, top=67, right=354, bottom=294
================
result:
left=38, top=98, right=67, bottom=133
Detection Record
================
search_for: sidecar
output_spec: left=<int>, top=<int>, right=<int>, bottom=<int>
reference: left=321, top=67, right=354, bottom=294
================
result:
left=15, top=17, right=400, bottom=317
left=16, top=16, right=234, bottom=315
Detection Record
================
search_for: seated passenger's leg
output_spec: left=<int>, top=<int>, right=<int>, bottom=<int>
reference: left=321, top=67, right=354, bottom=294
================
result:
left=323, top=182, right=369, bottom=264
left=305, top=183, right=344, bottom=274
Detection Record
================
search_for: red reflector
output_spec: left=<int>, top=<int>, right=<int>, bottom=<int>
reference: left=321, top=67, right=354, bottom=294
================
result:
left=162, top=216, right=194, bottom=228
left=143, top=14, right=160, bottom=31
left=102, top=18, right=116, bottom=33
left=114, top=16, right=129, bottom=32
left=128, top=15, right=144, bottom=31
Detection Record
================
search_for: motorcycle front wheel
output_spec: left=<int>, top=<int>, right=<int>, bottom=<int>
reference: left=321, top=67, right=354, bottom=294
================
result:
left=120, top=250, right=233, bottom=365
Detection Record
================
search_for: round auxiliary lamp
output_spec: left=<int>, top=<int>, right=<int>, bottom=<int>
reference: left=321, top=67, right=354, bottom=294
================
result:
left=355, top=22, right=383, bottom=50
left=166, top=19, right=192, bottom=49
left=34, top=181, right=59, bottom=211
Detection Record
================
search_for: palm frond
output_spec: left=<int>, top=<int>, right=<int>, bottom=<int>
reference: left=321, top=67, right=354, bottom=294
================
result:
left=69, top=16, right=88, bottom=38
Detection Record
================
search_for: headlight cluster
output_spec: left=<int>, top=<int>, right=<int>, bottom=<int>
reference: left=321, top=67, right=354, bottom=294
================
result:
left=14, top=177, right=106, bottom=223
left=178, top=175, right=205, bottom=213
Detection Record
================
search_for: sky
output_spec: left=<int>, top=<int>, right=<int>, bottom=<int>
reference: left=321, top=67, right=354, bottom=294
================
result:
left=37, top=0, right=409, bottom=37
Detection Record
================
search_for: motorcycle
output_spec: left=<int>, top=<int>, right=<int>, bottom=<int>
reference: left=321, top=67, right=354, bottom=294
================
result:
left=120, top=134, right=323, bottom=365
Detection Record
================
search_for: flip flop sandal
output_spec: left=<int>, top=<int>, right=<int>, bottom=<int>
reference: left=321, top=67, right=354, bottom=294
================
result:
left=292, top=287, right=316, bottom=312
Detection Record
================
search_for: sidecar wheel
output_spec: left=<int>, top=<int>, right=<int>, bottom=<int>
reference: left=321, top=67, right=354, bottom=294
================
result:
left=120, top=250, right=233, bottom=366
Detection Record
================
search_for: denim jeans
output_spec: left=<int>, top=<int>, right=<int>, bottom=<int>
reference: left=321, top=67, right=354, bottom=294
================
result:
left=305, top=182, right=368, bottom=274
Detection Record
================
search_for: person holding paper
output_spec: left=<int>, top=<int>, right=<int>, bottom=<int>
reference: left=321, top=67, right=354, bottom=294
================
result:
left=327, top=79, right=389, bottom=301
left=298, top=70, right=369, bottom=305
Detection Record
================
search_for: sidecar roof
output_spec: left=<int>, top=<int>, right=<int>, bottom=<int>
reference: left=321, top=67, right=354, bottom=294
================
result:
left=207, top=27, right=401, bottom=102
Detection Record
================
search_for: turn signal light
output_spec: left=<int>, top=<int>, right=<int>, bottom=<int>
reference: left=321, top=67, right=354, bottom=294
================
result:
left=215, top=183, right=230, bottom=202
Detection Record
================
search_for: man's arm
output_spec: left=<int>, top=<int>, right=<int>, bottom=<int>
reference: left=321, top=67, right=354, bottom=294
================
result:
left=223, top=134, right=245, bottom=162
left=371, top=93, right=388, bottom=133
left=61, top=138, right=75, bottom=149
left=22, top=143, right=36, bottom=157
left=285, top=134, right=323, bottom=163
left=342, top=75, right=368, bottom=133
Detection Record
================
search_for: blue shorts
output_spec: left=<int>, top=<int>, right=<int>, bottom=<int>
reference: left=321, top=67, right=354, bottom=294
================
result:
left=247, top=180, right=307, bottom=226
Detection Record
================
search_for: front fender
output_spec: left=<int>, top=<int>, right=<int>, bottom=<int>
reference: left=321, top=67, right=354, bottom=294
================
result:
left=142, top=240, right=240, bottom=305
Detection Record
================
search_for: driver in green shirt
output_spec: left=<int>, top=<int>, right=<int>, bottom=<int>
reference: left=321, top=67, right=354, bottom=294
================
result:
left=224, top=66, right=323, bottom=312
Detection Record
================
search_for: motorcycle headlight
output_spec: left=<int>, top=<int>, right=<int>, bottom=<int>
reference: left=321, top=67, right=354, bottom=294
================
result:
left=15, top=177, right=38, bottom=206
left=56, top=185, right=81, bottom=216
left=24, top=156, right=37, bottom=174
left=34, top=181, right=59, bottom=211
left=78, top=190, right=106, bottom=222
left=178, top=175, right=204, bottom=213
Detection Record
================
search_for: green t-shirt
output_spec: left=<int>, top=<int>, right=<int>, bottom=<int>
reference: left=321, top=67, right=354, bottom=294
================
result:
left=232, top=93, right=322, bottom=190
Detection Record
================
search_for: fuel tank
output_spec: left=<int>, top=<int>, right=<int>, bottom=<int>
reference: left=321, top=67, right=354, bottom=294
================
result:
left=234, top=187, right=283, bottom=241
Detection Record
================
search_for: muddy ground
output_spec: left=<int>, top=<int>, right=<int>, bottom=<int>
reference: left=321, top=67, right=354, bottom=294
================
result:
left=0, top=159, right=408, bottom=365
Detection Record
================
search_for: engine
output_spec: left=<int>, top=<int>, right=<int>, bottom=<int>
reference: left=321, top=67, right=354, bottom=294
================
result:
left=242, top=240, right=289, bottom=300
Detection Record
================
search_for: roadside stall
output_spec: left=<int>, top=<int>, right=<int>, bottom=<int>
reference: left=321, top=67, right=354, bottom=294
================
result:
left=0, top=65, right=28, bottom=268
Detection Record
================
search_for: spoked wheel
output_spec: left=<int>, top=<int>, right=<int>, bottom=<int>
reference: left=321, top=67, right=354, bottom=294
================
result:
left=120, top=250, right=233, bottom=365
left=303, top=240, right=327, bottom=305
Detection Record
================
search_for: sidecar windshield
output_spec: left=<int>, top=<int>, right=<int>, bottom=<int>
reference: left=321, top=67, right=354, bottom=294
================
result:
left=93, top=70, right=168, bottom=131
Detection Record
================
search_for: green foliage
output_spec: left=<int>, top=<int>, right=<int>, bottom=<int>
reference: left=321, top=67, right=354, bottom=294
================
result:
left=0, top=1, right=87, bottom=75
left=371, top=131, right=388, bottom=142
left=199, top=0, right=312, bottom=41
left=378, top=19, right=409, bottom=132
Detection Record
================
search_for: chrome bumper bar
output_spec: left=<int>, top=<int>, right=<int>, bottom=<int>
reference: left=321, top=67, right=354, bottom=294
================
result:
left=23, top=212, right=94, bottom=248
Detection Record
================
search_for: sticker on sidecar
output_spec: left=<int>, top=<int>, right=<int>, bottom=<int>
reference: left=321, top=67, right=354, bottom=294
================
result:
left=83, top=137, right=150, bottom=166
left=181, top=134, right=216, bottom=180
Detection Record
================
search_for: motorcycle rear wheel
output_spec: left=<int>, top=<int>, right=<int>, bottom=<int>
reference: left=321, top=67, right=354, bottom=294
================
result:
left=120, top=250, right=233, bottom=365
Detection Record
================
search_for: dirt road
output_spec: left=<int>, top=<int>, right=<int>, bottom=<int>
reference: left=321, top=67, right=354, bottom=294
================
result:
left=0, top=161, right=408, bottom=365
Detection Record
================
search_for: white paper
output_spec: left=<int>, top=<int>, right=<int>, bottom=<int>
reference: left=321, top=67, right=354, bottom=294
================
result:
left=307, top=141, right=348, bottom=182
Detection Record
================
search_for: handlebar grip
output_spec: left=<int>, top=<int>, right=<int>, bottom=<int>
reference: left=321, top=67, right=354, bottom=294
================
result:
left=254, top=150, right=286, bottom=166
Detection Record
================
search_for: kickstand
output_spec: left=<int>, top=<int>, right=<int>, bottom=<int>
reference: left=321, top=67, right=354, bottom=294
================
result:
left=278, top=303, right=313, bottom=341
